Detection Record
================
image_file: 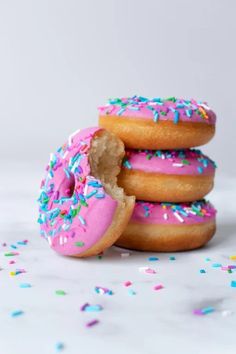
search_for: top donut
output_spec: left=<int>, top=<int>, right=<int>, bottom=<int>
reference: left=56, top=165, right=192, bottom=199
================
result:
left=98, top=96, right=216, bottom=149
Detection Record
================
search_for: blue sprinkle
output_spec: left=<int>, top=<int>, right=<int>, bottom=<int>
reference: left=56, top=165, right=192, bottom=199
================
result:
left=153, top=110, right=159, bottom=123
left=95, top=193, right=105, bottom=199
left=11, top=310, right=24, bottom=318
left=202, top=307, right=215, bottom=315
left=128, top=289, right=136, bottom=296
left=123, top=160, right=132, bottom=169
left=169, top=256, right=176, bottom=261
left=78, top=215, right=86, bottom=226
left=212, top=263, right=222, bottom=268
left=19, top=283, right=32, bottom=288
left=200, top=269, right=206, bottom=274
left=88, top=181, right=102, bottom=188
left=231, top=280, right=236, bottom=288
left=117, top=108, right=126, bottom=116
left=148, top=257, right=159, bottom=261
left=197, top=166, right=203, bottom=174
left=186, top=109, right=192, bottom=117
left=55, top=342, right=64, bottom=352
left=84, top=304, right=103, bottom=312
left=63, top=168, right=71, bottom=179
left=86, top=190, right=97, bottom=199
left=173, top=111, right=179, bottom=124
left=10, top=245, right=17, bottom=249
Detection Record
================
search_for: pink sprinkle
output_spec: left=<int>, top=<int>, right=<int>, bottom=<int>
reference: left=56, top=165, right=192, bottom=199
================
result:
left=153, top=284, right=164, bottom=291
left=9, top=260, right=16, bottom=265
left=123, top=281, right=132, bottom=287
left=139, top=267, right=156, bottom=274
left=86, top=319, right=99, bottom=328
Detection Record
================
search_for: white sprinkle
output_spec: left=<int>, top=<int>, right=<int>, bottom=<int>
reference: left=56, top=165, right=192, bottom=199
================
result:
left=63, top=237, right=68, bottom=244
left=163, top=213, right=168, bottom=220
left=68, top=129, right=81, bottom=146
left=222, top=310, right=233, bottom=317
left=173, top=212, right=184, bottom=223
left=121, top=252, right=130, bottom=258
left=84, top=183, right=88, bottom=196
left=47, top=237, right=52, bottom=246
left=59, top=236, right=63, bottom=245
left=172, top=163, right=183, bottom=167
left=63, top=151, right=69, bottom=159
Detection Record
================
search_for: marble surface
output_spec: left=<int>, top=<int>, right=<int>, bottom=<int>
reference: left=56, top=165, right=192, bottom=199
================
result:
left=0, top=161, right=236, bottom=354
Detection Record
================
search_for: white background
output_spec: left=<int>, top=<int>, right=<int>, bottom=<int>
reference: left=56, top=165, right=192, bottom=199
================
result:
left=0, top=0, right=236, bottom=175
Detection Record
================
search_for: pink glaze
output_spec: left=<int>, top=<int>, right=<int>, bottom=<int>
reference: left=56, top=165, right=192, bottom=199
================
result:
left=98, top=96, right=216, bottom=125
left=131, top=200, right=216, bottom=225
left=123, top=149, right=216, bottom=176
left=38, top=127, right=118, bottom=256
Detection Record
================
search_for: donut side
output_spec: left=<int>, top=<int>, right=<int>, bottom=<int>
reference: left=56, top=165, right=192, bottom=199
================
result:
left=115, top=219, right=216, bottom=252
left=99, top=116, right=215, bottom=149
left=118, top=169, right=214, bottom=202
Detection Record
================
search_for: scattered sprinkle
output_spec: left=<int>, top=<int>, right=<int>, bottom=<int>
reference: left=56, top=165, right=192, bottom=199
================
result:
left=123, top=281, right=132, bottom=287
left=139, top=267, right=156, bottom=274
left=55, top=342, right=65, bottom=352
left=200, top=269, right=206, bottom=274
left=153, top=284, right=164, bottom=291
left=230, top=281, right=236, bottom=288
left=81, top=303, right=103, bottom=312
left=11, top=310, right=24, bottom=318
left=86, top=319, right=99, bottom=328
left=169, top=256, right=176, bottom=261
left=193, top=306, right=215, bottom=316
left=128, top=289, right=136, bottom=296
left=148, top=257, right=159, bottom=261
left=19, top=283, right=32, bottom=288
left=95, top=286, right=113, bottom=295
left=55, top=290, right=66, bottom=296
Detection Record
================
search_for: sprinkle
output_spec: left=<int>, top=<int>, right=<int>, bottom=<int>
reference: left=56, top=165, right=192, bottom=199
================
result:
left=4, top=252, right=19, bottom=257
left=193, top=307, right=215, bottom=315
left=153, top=110, right=159, bottom=122
left=172, top=163, right=183, bottom=167
left=173, top=111, right=179, bottom=124
left=153, top=284, right=164, bottom=291
left=78, top=215, right=86, bottom=226
left=55, top=290, right=66, bottom=296
left=19, top=283, right=32, bottom=288
left=55, top=342, right=65, bottom=352
left=197, top=166, right=204, bottom=174
left=95, top=286, right=113, bottom=295
left=212, top=263, right=222, bottom=268
left=139, top=267, right=156, bottom=274
left=11, top=310, right=24, bottom=317
left=123, top=281, right=132, bottom=287
left=169, top=256, right=176, bottom=261
left=128, top=289, right=136, bottom=296
left=222, top=310, right=233, bottom=317
left=75, top=241, right=85, bottom=247
left=199, top=269, right=206, bottom=274
left=229, top=255, right=236, bottom=261
left=173, top=212, right=184, bottom=223
left=148, top=256, right=159, bottom=261
left=231, top=281, right=236, bottom=288
left=86, top=319, right=99, bottom=328
left=121, top=252, right=130, bottom=258
left=81, top=304, right=103, bottom=312
left=205, top=257, right=211, bottom=262
left=85, top=190, right=97, bottom=199
left=10, top=245, right=18, bottom=249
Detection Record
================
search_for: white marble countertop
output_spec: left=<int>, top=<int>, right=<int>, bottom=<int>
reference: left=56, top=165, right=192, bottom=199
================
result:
left=0, top=161, right=236, bottom=354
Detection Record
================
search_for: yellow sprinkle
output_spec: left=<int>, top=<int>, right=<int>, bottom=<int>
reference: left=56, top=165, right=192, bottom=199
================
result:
left=10, top=272, right=16, bottom=276
left=229, top=255, right=236, bottom=260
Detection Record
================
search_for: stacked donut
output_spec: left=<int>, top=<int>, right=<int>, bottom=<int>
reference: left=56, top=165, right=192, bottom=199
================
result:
left=99, top=96, right=217, bottom=252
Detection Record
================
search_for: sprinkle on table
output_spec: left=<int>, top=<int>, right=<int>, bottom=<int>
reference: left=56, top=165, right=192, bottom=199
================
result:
left=55, top=342, right=65, bottom=352
left=153, top=284, right=164, bottom=291
left=55, top=290, right=66, bottom=296
left=11, top=310, right=24, bottom=318
left=231, top=281, right=236, bottom=288
left=193, top=306, right=215, bottom=315
left=123, top=281, right=132, bottom=287
left=229, top=255, right=236, bottom=261
left=81, top=304, right=103, bottom=312
left=199, top=269, right=206, bottom=274
left=95, top=286, right=113, bottom=295
left=139, top=267, right=156, bottom=274
left=4, top=252, right=19, bottom=257
left=128, top=289, right=136, bottom=296
left=19, top=283, right=32, bottom=288
left=169, top=256, right=176, bottom=261
left=148, top=256, right=159, bottom=261
left=86, top=319, right=99, bottom=328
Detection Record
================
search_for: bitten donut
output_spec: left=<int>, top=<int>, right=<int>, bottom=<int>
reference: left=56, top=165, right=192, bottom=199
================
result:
left=118, top=149, right=216, bottom=202
left=38, top=127, right=135, bottom=257
left=98, top=96, right=216, bottom=149
left=116, top=200, right=217, bottom=252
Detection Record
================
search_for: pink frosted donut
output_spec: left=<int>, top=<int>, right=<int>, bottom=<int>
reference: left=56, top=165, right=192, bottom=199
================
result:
left=116, top=200, right=217, bottom=252
left=99, top=96, right=216, bottom=149
left=38, top=127, right=135, bottom=257
left=118, top=149, right=216, bottom=202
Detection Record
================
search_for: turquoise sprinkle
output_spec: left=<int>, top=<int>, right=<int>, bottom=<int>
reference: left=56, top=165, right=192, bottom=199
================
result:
left=197, top=166, right=204, bottom=174
left=153, top=110, right=159, bottom=122
left=123, top=160, right=132, bottom=169
left=11, top=310, right=24, bottom=317
left=169, top=256, right=176, bottom=261
left=78, top=215, right=86, bottom=226
left=202, top=307, right=215, bottom=315
left=186, top=109, right=192, bottom=117
left=231, top=281, right=236, bottom=287
left=212, top=263, right=222, bottom=268
left=128, top=289, right=136, bottom=296
left=86, top=190, right=97, bottom=199
left=148, top=257, right=159, bottom=261
left=55, top=342, right=64, bottom=352
left=63, top=168, right=71, bottom=179
left=19, top=283, right=32, bottom=288
left=173, top=111, right=179, bottom=124
left=117, top=107, right=126, bottom=116
left=95, top=193, right=105, bottom=199
left=200, top=269, right=206, bottom=274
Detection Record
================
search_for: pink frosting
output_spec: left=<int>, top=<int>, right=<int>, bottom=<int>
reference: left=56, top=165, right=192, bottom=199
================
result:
left=131, top=200, right=216, bottom=225
left=123, top=149, right=216, bottom=176
left=98, top=96, right=216, bottom=124
left=38, top=127, right=118, bottom=256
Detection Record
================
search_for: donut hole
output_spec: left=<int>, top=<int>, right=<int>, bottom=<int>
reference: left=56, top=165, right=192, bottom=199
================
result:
left=56, top=170, right=75, bottom=199
left=89, top=130, right=127, bottom=201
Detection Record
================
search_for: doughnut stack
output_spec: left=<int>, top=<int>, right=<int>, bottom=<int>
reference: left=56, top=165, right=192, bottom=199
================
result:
left=99, top=96, right=217, bottom=252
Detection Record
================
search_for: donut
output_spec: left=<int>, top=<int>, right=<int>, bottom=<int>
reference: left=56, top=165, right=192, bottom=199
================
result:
left=98, top=96, right=216, bottom=149
left=116, top=200, right=217, bottom=252
left=37, top=127, right=135, bottom=257
left=118, top=149, right=216, bottom=203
